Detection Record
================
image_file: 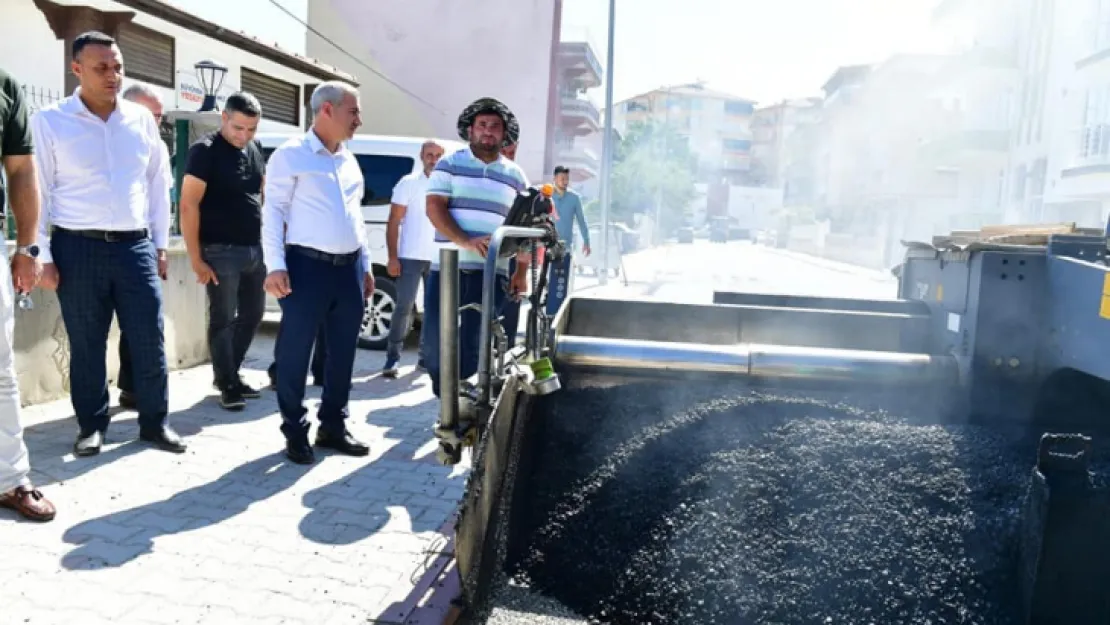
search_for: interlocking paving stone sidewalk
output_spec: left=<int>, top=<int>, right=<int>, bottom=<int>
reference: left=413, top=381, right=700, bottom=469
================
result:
left=6, top=327, right=469, bottom=625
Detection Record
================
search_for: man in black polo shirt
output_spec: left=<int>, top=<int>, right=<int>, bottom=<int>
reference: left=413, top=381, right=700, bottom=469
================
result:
left=179, top=92, right=266, bottom=410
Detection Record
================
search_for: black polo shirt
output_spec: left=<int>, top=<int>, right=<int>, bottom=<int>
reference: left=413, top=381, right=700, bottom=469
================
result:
left=0, top=69, right=34, bottom=211
left=185, top=131, right=264, bottom=246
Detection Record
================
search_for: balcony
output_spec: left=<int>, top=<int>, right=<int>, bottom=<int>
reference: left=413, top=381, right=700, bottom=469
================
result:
left=1053, top=127, right=1110, bottom=200
left=558, top=29, right=603, bottom=90
left=560, top=96, right=601, bottom=135
left=1062, top=126, right=1110, bottom=173
left=557, top=145, right=600, bottom=181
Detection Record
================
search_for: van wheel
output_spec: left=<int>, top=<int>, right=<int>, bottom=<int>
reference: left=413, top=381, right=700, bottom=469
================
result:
left=359, top=277, right=407, bottom=350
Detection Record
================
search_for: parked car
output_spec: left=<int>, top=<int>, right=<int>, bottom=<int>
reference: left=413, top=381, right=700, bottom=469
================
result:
left=256, top=132, right=467, bottom=350
left=676, top=227, right=695, bottom=243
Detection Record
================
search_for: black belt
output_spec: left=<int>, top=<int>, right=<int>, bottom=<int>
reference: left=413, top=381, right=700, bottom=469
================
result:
left=55, top=226, right=149, bottom=242
left=287, top=244, right=360, bottom=266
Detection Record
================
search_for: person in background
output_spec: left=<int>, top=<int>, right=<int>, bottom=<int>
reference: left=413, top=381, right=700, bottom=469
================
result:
left=115, top=83, right=170, bottom=411
left=381, top=140, right=444, bottom=378
left=547, top=165, right=590, bottom=315
left=33, top=31, right=184, bottom=457
left=261, top=81, right=374, bottom=465
left=179, top=92, right=267, bottom=411
left=423, top=98, right=531, bottom=399
left=0, top=67, right=55, bottom=522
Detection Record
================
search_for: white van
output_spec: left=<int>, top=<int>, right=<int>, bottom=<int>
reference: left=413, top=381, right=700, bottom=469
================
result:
left=255, top=132, right=467, bottom=351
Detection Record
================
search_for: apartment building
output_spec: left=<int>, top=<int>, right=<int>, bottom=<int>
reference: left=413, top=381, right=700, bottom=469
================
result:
left=805, top=57, right=965, bottom=265
left=809, top=65, right=870, bottom=221
left=612, top=82, right=756, bottom=184
left=921, top=0, right=1020, bottom=230
left=750, top=98, right=821, bottom=188
left=780, top=103, right=822, bottom=208
left=1039, top=0, right=1110, bottom=227
left=552, top=28, right=604, bottom=190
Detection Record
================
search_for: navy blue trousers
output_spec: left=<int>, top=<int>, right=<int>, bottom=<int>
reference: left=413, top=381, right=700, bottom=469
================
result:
left=269, top=324, right=327, bottom=386
left=422, top=268, right=511, bottom=398
left=52, top=230, right=168, bottom=434
left=275, top=249, right=364, bottom=443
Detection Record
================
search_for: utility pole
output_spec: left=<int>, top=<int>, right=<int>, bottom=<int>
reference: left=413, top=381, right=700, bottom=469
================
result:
left=598, top=0, right=616, bottom=286
left=653, top=86, right=670, bottom=245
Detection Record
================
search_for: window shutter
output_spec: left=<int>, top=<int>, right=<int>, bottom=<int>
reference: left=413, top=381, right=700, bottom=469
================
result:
left=241, top=67, right=300, bottom=126
left=118, top=23, right=175, bottom=88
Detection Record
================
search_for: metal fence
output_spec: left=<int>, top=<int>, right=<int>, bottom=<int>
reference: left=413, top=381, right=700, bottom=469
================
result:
left=20, top=84, right=62, bottom=114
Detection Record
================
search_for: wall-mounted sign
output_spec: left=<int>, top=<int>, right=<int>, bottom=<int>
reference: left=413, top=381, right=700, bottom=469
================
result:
left=176, top=70, right=235, bottom=109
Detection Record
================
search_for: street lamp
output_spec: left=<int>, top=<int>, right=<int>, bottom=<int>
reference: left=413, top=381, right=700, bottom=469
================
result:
left=194, top=59, right=228, bottom=112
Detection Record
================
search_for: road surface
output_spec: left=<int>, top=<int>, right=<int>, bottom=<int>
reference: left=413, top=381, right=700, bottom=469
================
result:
left=2, top=241, right=900, bottom=624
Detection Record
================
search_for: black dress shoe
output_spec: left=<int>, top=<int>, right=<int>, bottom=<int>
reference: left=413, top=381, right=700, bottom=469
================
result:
left=74, top=431, right=103, bottom=457
left=285, top=439, right=315, bottom=465
left=219, top=387, right=246, bottom=411
left=139, top=426, right=187, bottom=453
left=315, top=428, right=370, bottom=457
left=236, top=380, right=262, bottom=399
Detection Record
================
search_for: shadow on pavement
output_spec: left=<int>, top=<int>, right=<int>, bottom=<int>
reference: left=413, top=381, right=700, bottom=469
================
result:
left=298, top=402, right=458, bottom=546
left=59, top=452, right=315, bottom=570
left=23, top=392, right=209, bottom=490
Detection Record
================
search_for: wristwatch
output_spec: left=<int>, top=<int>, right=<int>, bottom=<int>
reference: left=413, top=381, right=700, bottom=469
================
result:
left=15, top=245, right=39, bottom=259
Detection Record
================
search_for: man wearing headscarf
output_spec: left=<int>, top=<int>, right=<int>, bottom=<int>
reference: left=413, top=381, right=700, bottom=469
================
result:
left=422, top=98, right=530, bottom=397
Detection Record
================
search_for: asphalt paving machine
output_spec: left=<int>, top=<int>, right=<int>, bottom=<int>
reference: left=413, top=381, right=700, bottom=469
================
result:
left=434, top=220, right=1110, bottom=625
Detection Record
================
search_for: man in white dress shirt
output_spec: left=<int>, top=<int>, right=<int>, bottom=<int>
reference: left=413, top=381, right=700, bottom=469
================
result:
left=32, top=31, right=184, bottom=457
left=261, top=81, right=375, bottom=465
left=381, top=139, right=444, bottom=378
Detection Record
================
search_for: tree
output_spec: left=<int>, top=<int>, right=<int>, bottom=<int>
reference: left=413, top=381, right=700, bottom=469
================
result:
left=608, top=120, right=698, bottom=236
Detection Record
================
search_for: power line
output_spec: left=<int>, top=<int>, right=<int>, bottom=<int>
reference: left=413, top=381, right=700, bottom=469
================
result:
left=264, top=0, right=446, bottom=115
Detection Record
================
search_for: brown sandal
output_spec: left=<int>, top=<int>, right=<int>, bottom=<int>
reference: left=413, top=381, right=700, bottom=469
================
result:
left=0, top=486, right=56, bottom=522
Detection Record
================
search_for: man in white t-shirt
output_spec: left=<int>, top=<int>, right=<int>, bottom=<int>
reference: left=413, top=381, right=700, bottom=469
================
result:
left=382, top=140, right=445, bottom=377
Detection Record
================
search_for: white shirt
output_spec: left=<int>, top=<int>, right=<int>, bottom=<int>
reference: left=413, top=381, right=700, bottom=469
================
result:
left=31, top=88, right=171, bottom=264
left=392, top=171, right=436, bottom=262
left=261, top=130, right=371, bottom=275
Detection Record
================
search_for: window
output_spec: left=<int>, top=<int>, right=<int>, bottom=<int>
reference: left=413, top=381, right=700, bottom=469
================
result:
left=355, top=155, right=415, bottom=206
left=724, top=100, right=754, bottom=116
left=241, top=67, right=300, bottom=126
left=1081, top=86, right=1110, bottom=162
left=117, top=23, right=175, bottom=88
left=722, top=138, right=752, bottom=151
left=258, top=150, right=414, bottom=206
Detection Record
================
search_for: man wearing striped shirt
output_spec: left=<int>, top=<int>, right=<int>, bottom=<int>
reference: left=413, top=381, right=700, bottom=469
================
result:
left=423, top=98, right=530, bottom=397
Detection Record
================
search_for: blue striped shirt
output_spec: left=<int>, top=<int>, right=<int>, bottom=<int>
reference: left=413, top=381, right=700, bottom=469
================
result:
left=427, top=147, right=529, bottom=274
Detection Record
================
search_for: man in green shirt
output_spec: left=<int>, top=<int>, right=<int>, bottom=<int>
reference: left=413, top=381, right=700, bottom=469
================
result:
left=0, top=68, right=55, bottom=522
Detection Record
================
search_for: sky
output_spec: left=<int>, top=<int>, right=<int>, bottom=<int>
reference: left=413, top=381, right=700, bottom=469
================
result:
left=172, top=0, right=944, bottom=105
